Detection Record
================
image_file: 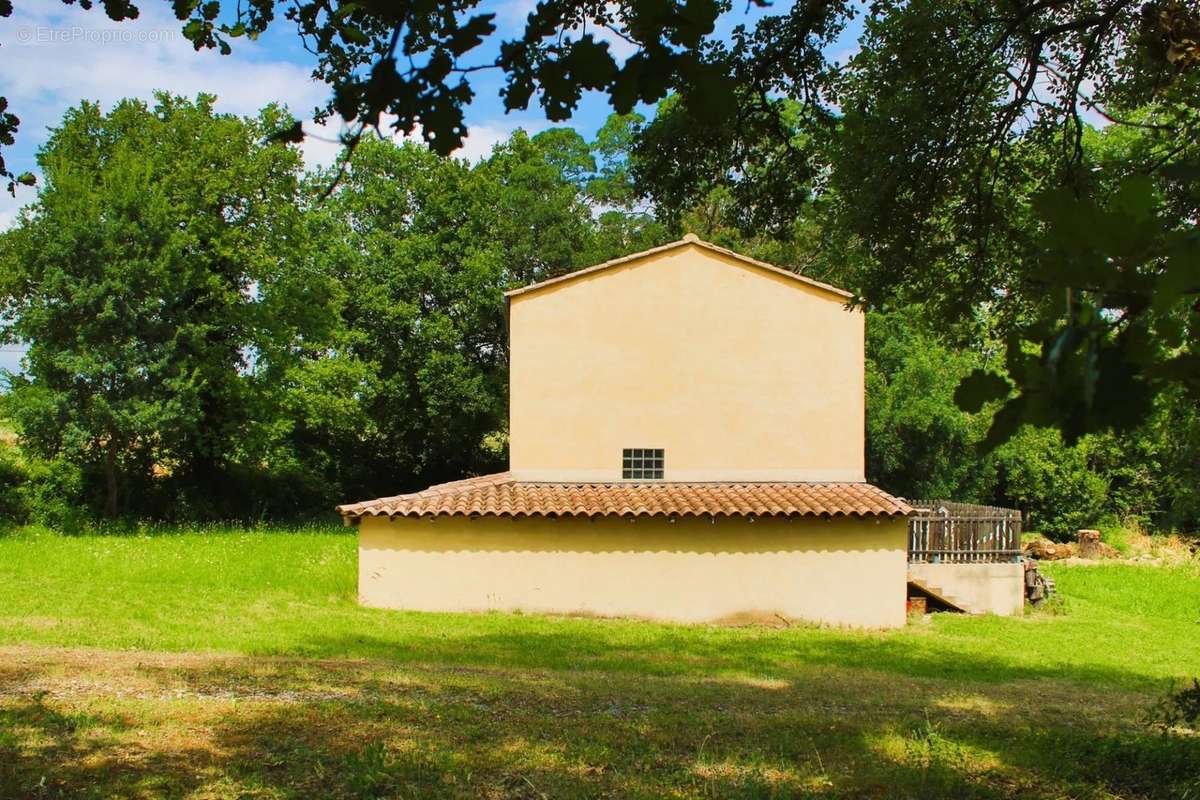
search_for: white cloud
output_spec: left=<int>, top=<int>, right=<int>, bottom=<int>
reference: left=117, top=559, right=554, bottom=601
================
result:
left=0, top=182, right=37, bottom=231
left=591, top=4, right=639, bottom=64
left=0, top=1, right=332, bottom=219
left=0, top=346, right=26, bottom=377
left=2, top=3, right=327, bottom=132
left=455, top=120, right=549, bottom=162
left=297, top=115, right=545, bottom=172
left=0, top=198, right=20, bottom=232
left=0, top=0, right=329, bottom=210
left=0, top=0, right=558, bottom=213
left=297, top=116, right=364, bottom=172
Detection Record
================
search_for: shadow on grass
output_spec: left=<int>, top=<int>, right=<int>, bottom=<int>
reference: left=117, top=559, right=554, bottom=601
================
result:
left=2, top=650, right=1197, bottom=800
left=0, top=694, right=214, bottom=800
left=296, top=624, right=1173, bottom=692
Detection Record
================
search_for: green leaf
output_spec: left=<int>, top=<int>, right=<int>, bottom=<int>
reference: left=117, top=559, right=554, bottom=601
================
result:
left=182, top=19, right=204, bottom=43
left=1110, top=175, right=1155, bottom=221
left=1153, top=239, right=1200, bottom=312
left=341, top=25, right=369, bottom=46
left=1034, top=187, right=1105, bottom=253
left=954, top=369, right=1011, bottom=413
left=1155, top=314, right=1185, bottom=349
left=448, top=14, right=496, bottom=57
left=565, top=36, right=617, bottom=90
left=675, top=0, right=720, bottom=47
left=1161, top=162, right=1200, bottom=183
left=979, top=396, right=1026, bottom=451
left=267, top=121, right=305, bottom=145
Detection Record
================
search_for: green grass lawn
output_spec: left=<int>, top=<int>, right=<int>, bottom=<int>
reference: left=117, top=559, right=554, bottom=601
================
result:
left=1, top=525, right=1198, bottom=799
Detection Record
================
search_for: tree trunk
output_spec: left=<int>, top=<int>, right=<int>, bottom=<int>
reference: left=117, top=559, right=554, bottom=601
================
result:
left=104, top=443, right=119, bottom=518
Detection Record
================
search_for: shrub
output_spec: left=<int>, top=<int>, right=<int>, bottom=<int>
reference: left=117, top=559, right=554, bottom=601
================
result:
left=1098, top=523, right=1134, bottom=556
left=20, top=457, right=91, bottom=533
left=0, top=446, right=30, bottom=524
left=995, top=427, right=1109, bottom=541
left=157, top=462, right=340, bottom=525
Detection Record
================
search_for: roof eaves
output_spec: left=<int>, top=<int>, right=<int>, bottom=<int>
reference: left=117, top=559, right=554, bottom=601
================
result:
left=335, top=477, right=913, bottom=520
left=502, top=238, right=692, bottom=299
left=691, top=238, right=855, bottom=300
left=502, top=234, right=855, bottom=302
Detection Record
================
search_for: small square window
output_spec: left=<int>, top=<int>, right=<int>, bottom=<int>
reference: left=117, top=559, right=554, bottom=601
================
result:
left=622, top=448, right=664, bottom=480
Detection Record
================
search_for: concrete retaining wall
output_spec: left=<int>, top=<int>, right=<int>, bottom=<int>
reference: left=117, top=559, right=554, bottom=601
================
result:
left=907, top=562, right=1024, bottom=616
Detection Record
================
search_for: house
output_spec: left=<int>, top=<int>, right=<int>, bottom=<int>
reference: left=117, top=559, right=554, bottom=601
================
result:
left=336, top=235, right=914, bottom=628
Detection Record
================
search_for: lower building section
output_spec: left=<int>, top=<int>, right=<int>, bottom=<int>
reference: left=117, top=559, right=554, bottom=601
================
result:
left=907, top=562, right=1025, bottom=616
left=357, top=514, right=909, bottom=628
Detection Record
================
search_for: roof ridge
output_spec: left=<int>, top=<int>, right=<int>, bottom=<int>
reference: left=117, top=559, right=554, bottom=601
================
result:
left=502, top=236, right=854, bottom=301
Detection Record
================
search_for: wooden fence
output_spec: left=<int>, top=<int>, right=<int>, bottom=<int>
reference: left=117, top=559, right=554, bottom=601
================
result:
left=907, top=500, right=1023, bottom=563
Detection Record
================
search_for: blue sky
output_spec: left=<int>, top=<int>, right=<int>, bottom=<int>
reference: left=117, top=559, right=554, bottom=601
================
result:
left=0, top=0, right=864, bottom=375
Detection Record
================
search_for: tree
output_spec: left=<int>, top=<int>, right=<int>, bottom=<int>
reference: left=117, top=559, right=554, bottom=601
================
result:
left=1, top=100, right=681, bottom=521
left=3, top=0, right=1196, bottom=443
left=295, top=139, right=505, bottom=498
left=0, top=0, right=34, bottom=193
left=290, top=128, right=617, bottom=499
left=636, top=0, right=1200, bottom=443
left=0, top=94, right=319, bottom=517
left=994, top=428, right=1110, bottom=540
left=532, top=116, right=673, bottom=265
left=865, top=312, right=998, bottom=503
left=863, top=311, right=1183, bottom=539
left=0, top=0, right=756, bottom=160
left=586, top=112, right=647, bottom=208
left=479, top=130, right=598, bottom=286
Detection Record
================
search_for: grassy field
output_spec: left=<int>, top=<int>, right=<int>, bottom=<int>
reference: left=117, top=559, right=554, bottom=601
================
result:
left=0, top=525, right=1197, bottom=799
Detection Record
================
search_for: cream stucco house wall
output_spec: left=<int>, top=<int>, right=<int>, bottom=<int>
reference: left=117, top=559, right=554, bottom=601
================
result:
left=338, top=236, right=912, bottom=628
left=508, top=239, right=865, bottom=483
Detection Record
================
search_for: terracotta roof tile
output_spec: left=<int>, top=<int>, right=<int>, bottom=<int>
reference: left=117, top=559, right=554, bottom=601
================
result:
left=336, top=473, right=911, bottom=520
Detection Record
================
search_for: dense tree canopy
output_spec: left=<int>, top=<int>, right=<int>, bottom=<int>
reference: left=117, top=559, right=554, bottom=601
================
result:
left=4, top=0, right=1200, bottom=540
left=0, top=97, right=677, bottom=521
left=633, top=0, right=1200, bottom=444
left=0, top=94, right=320, bottom=517
left=290, top=131, right=593, bottom=501
left=2, top=0, right=1198, bottom=444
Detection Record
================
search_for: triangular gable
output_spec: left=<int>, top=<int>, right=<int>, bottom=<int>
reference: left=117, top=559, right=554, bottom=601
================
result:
left=503, top=234, right=854, bottom=302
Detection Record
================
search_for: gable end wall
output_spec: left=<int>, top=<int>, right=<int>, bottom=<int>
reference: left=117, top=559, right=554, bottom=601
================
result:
left=508, top=244, right=865, bottom=481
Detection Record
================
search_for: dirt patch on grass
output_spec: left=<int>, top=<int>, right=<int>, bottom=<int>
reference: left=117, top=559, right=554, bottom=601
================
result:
left=0, top=617, right=62, bottom=631
left=709, top=610, right=798, bottom=628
